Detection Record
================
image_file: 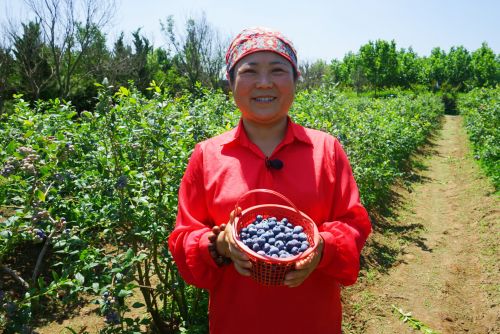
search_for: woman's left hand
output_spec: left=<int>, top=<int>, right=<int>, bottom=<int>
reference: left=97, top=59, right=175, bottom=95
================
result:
left=284, top=235, right=324, bottom=288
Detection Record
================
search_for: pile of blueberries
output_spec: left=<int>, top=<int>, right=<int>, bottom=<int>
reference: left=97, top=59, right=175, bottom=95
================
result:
left=238, top=215, right=310, bottom=259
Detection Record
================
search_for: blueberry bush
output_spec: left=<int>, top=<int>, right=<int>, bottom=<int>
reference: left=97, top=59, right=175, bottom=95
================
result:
left=0, top=83, right=443, bottom=333
left=457, top=87, right=499, bottom=190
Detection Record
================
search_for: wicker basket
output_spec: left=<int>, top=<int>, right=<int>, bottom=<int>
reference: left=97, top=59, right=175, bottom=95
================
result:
left=232, top=189, right=319, bottom=286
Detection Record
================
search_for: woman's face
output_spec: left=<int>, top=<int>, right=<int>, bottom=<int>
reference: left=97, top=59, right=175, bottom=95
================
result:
left=230, top=51, right=296, bottom=126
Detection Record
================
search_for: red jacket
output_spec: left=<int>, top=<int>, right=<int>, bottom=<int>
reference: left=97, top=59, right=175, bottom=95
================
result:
left=168, top=118, right=371, bottom=334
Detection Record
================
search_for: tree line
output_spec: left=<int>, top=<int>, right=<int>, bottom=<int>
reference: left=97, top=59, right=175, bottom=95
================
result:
left=1, top=0, right=499, bottom=113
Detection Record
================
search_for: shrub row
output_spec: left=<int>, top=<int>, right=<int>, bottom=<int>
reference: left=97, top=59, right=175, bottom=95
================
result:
left=457, top=87, right=500, bottom=190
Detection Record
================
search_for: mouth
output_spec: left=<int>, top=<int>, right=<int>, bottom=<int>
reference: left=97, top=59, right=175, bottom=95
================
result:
left=252, top=97, right=276, bottom=103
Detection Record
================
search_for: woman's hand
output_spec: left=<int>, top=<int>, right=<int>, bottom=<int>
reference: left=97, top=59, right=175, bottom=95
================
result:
left=284, top=235, right=324, bottom=288
left=215, top=207, right=252, bottom=276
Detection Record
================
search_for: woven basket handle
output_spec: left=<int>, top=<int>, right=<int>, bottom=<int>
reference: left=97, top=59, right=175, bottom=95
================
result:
left=234, top=189, right=301, bottom=217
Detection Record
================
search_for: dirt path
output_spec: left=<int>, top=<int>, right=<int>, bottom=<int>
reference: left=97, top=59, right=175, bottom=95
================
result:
left=344, top=115, right=499, bottom=334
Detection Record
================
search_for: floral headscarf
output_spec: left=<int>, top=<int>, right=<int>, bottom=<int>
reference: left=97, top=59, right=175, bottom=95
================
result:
left=225, top=27, right=298, bottom=76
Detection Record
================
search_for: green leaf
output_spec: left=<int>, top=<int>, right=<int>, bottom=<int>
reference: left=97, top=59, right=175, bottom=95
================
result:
left=36, top=189, right=46, bottom=202
left=6, top=140, right=17, bottom=154
left=132, top=302, right=145, bottom=308
left=117, top=289, right=132, bottom=298
left=75, top=272, right=85, bottom=285
left=125, top=248, right=134, bottom=262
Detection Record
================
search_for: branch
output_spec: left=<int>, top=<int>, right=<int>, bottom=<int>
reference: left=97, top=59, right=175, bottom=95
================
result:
left=1, top=264, right=30, bottom=289
left=31, top=216, right=59, bottom=284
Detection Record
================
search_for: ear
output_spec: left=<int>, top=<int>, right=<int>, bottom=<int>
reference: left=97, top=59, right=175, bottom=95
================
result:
left=226, top=73, right=234, bottom=92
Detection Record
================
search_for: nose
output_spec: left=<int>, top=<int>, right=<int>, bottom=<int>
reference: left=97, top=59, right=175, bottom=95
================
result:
left=256, top=73, right=273, bottom=88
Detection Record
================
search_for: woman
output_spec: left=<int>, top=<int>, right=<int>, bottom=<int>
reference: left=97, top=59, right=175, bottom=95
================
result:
left=168, top=27, right=371, bottom=334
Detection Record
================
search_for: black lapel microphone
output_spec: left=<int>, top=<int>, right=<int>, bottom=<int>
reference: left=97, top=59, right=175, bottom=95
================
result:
left=265, top=157, right=284, bottom=170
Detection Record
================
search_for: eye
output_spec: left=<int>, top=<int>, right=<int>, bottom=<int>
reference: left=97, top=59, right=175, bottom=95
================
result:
left=239, top=68, right=256, bottom=74
left=272, top=67, right=287, bottom=74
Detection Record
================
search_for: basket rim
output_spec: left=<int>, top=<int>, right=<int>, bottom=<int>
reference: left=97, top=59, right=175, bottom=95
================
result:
left=232, top=203, right=319, bottom=264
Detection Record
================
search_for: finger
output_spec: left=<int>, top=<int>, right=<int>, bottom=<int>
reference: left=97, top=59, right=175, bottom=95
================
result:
left=284, top=271, right=308, bottom=287
left=234, top=206, right=241, bottom=216
left=228, top=242, right=249, bottom=261
left=233, top=263, right=251, bottom=276
left=233, top=257, right=252, bottom=269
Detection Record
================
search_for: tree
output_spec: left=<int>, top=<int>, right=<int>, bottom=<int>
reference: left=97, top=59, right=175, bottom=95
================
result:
left=297, top=59, right=328, bottom=91
left=469, top=42, right=500, bottom=88
left=11, top=20, right=53, bottom=101
left=445, top=46, right=471, bottom=90
left=397, top=47, right=421, bottom=88
left=23, top=0, right=116, bottom=99
left=131, top=29, right=153, bottom=91
left=161, top=13, right=227, bottom=92
left=359, top=40, right=399, bottom=95
left=0, top=44, right=16, bottom=112
left=427, top=47, right=447, bottom=90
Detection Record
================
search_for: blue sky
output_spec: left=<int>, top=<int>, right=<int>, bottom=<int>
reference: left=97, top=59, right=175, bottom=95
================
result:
left=2, top=0, right=499, bottom=62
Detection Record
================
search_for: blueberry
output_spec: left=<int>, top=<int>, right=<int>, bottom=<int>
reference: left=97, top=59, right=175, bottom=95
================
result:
left=298, top=232, right=308, bottom=241
left=285, top=232, right=293, bottom=241
left=268, top=219, right=277, bottom=228
left=252, top=243, right=260, bottom=252
left=257, top=237, right=266, bottom=246
left=291, top=247, right=299, bottom=255
left=257, top=250, right=266, bottom=256
left=275, top=240, right=285, bottom=250
left=275, top=232, right=285, bottom=241
left=241, top=227, right=248, bottom=233
left=268, top=237, right=276, bottom=245
left=266, top=230, right=275, bottom=238
left=256, top=215, right=263, bottom=222
left=281, top=218, right=288, bottom=224
left=293, top=226, right=304, bottom=234
left=286, top=239, right=299, bottom=251
left=272, top=226, right=281, bottom=234
left=269, top=246, right=279, bottom=255
left=248, top=227, right=257, bottom=236
left=247, top=223, right=255, bottom=230
left=300, top=243, right=309, bottom=252
left=286, top=223, right=293, bottom=229
left=263, top=243, right=271, bottom=252
left=279, top=252, right=290, bottom=258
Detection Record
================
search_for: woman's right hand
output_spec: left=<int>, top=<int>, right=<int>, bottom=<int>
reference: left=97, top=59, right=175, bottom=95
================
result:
left=216, top=207, right=252, bottom=276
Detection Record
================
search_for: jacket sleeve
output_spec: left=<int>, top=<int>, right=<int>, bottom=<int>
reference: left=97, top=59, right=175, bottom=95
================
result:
left=315, top=139, right=372, bottom=286
left=168, top=143, right=222, bottom=290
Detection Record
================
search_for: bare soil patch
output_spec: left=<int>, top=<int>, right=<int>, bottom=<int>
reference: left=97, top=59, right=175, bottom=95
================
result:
left=343, top=115, right=499, bottom=334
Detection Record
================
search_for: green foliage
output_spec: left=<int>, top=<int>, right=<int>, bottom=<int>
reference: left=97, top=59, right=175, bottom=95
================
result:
left=292, top=88, right=443, bottom=208
left=457, top=87, right=500, bottom=189
left=392, top=305, right=441, bottom=334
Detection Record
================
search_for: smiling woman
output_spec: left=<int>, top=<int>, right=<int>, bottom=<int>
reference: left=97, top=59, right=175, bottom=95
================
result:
left=168, top=27, right=372, bottom=334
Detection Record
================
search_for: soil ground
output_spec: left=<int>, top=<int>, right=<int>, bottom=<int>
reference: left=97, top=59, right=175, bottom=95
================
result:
left=342, top=115, right=499, bottom=333
left=33, top=115, right=499, bottom=333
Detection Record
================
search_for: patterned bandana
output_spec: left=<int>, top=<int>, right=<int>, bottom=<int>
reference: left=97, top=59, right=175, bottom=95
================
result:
left=225, top=27, right=298, bottom=76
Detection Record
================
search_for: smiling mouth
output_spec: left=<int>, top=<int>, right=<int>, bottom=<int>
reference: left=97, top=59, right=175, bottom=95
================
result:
left=253, top=97, right=276, bottom=102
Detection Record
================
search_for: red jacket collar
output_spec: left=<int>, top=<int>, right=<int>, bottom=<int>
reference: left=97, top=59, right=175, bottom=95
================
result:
left=221, top=117, right=313, bottom=148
